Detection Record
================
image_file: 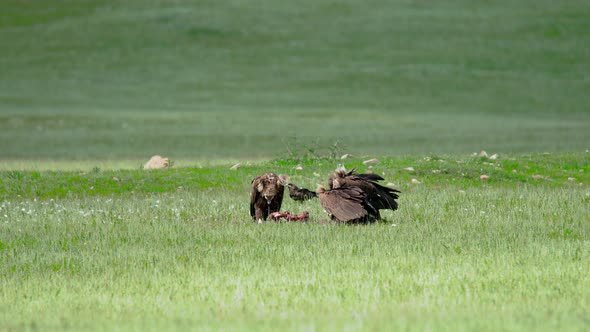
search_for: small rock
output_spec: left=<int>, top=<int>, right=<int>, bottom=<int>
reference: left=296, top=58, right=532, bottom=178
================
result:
left=531, top=174, right=544, bottom=180
left=411, top=178, right=421, bottom=184
left=480, top=174, right=490, bottom=180
left=432, top=169, right=441, bottom=174
left=340, top=154, right=353, bottom=159
left=512, top=170, right=517, bottom=173
left=295, top=165, right=304, bottom=171
left=144, top=155, right=170, bottom=170
left=386, top=182, right=396, bottom=188
left=404, top=167, right=415, bottom=172
left=567, top=177, right=576, bottom=181
left=479, top=150, right=488, bottom=158
left=229, top=163, right=241, bottom=170
left=363, top=158, right=380, bottom=166
left=313, top=172, right=321, bottom=177
left=489, top=154, right=498, bottom=160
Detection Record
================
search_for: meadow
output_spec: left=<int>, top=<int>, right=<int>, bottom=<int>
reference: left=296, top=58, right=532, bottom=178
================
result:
left=1, top=154, right=589, bottom=331
left=1, top=0, right=590, bottom=331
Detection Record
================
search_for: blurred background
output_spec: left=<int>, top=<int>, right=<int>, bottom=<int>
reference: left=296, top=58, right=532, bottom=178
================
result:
left=1, top=0, right=589, bottom=161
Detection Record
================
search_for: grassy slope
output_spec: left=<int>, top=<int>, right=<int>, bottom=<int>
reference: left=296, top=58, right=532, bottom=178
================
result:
left=1, top=0, right=590, bottom=159
left=1, top=154, right=589, bottom=331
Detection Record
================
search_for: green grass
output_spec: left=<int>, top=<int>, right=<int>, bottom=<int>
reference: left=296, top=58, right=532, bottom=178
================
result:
left=1, top=154, right=589, bottom=331
left=1, top=0, right=590, bottom=159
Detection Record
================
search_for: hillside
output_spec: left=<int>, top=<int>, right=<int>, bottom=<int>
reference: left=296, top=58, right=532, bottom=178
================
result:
left=1, top=0, right=589, bottom=159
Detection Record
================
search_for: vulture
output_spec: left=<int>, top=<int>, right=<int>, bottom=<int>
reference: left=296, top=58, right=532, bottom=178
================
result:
left=317, top=185, right=379, bottom=223
left=250, top=173, right=288, bottom=222
left=328, top=167, right=400, bottom=219
left=287, top=183, right=317, bottom=201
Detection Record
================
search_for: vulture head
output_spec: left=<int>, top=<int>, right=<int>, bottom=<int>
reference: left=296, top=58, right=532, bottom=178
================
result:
left=328, top=166, right=356, bottom=189
left=250, top=173, right=288, bottom=221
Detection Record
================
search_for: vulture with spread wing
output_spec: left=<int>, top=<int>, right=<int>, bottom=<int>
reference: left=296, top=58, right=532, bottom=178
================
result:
left=317, top=185, right=379, bottom=223
left=328, top=167, right=400, bottom=219
left=250, top=173, right=287, bottom=222
left=287, top=183, right=317, bottom=202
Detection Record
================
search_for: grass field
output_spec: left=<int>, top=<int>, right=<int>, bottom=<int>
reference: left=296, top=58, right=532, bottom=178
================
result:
left=1, top=0, right=590, bottom=331
left=1, top=154, right=589, bottom=331
left=1, top=0, right=590, bottom=159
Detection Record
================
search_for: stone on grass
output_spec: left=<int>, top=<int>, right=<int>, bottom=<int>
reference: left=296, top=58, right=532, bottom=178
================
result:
left=363, top=158, right=380, bottom=166
left=143, top=155, right=170, bottom=170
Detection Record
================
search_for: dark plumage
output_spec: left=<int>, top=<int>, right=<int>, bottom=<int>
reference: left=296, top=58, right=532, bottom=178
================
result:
left=317, top=185, right=378, bottom=223
left=250, top=173, right=287, bottom=222
left=328, top=167, right=400, bottom=219
left=287, top=183, right=317, bottom=201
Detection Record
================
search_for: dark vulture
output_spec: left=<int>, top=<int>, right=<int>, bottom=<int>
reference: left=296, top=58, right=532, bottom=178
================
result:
left=287, top=183, right=317, bottom=201
left=250, top=173, right=288, bottom=222
left=317, top=185, right=379, bottom=223
left=328, top=167, right=400, bottom=219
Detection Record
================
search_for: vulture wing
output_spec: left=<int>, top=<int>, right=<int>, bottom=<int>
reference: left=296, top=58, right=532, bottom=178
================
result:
left=330, top=168, right=400, bottom=212
left=319, top=187, right=371, bottom=222
left=344, top=179, right=399, bottom=211
left=287, top=183, right=300, bottom=200
left=288, top=183, right=317, bottom=201
left=250, top=176, right=262, bottom=219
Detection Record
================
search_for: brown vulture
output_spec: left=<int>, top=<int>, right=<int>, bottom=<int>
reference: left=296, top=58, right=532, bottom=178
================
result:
left=317, top=185, right=379, bottom=223
left=250, top=173, right=288, bottom=222
left=287, top=183, right=317, bottom=201
left=328, top=167, right=400, bottom=219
